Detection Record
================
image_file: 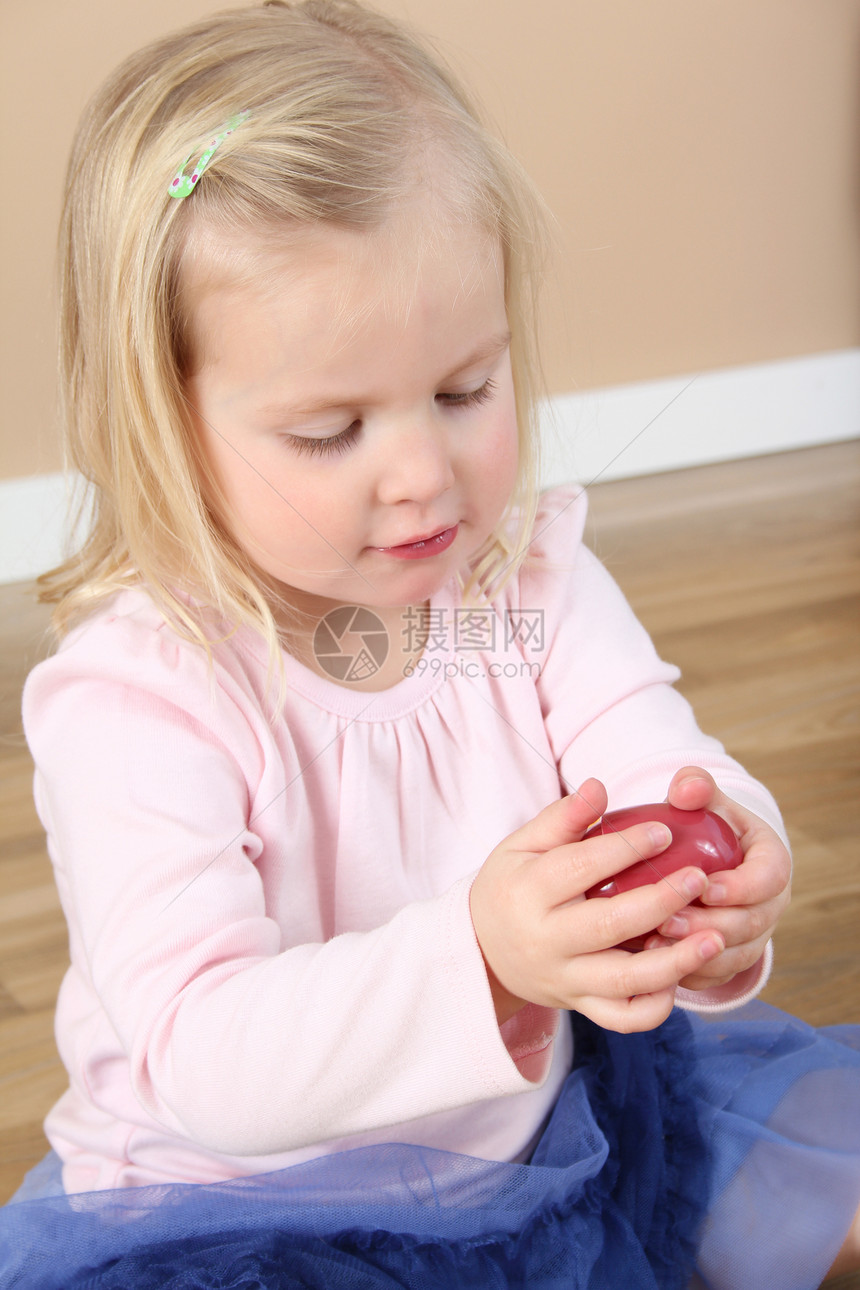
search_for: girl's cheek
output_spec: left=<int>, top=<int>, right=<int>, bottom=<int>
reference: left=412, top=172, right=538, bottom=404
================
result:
left=489, top=410, right=521, bottom=482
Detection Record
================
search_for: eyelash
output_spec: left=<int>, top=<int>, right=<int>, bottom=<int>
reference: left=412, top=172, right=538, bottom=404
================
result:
left=286, top=379, right=498, bottom=459
left=437, top=378, right=497, bottom=411
left=287, top=422, right=361, bottom=459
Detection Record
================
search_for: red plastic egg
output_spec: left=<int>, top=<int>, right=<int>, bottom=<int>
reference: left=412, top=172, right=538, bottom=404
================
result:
left=583, top=803, right=743, bottom=950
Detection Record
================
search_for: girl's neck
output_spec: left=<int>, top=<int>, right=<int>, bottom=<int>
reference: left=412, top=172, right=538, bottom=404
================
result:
left=276, top=597, right=432, bottom=693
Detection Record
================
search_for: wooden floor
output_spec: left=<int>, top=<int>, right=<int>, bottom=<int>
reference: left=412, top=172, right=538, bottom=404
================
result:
left=1, top=440, right=858, bottom=1281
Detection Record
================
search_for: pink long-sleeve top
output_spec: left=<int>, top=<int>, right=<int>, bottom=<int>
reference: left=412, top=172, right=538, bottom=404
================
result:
left=23, top=486, right=779, bottom=1193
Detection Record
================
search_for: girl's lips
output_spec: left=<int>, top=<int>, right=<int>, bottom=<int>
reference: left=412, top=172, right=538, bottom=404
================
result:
left=375, top=524, right=459, bottom=560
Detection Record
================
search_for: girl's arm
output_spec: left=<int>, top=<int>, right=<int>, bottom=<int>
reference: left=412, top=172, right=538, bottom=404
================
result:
left=24, top=609, right=554, bottom=1161
left=501, top=485, right=791, bottom=1010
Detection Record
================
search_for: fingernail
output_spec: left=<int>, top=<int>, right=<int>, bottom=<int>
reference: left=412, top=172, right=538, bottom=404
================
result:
left=705, top=884, right=727, bottom=904
left=661, top=915, right=688, bottom=938
left=699, top=934, right=724, bottom=961
left=644, top=934, right=669, bottom=951
left=649, top=824, right=672, bottom=848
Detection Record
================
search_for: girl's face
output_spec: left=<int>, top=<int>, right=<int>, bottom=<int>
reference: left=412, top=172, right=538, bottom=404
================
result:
left=183, top=213, right=520, bottom=624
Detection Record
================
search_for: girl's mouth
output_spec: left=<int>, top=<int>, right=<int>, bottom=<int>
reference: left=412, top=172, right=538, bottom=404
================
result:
left=375, top=525, right=459, bottom=560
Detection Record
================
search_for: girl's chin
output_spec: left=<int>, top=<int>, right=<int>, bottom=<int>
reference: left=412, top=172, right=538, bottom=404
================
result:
left=267, top=527, right=491, bottom=615
left=373, top=551, right=467, bottom=600
left=268, top=571, right=447, bottom=621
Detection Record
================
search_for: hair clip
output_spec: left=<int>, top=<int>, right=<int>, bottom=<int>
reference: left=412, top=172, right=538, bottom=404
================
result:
left=168, top=111, right=250, bottom=199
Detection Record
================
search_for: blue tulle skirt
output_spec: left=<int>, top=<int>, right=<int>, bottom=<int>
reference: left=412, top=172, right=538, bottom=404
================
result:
left=2, top=1003, right=859, bottom=1290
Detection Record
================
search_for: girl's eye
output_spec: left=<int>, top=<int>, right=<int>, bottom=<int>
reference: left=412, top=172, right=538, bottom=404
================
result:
left=437, top=378, right=497, bottom=410
left=283, top=379, right=497, bottom=457
left=286, top=422, right=361, bottom=458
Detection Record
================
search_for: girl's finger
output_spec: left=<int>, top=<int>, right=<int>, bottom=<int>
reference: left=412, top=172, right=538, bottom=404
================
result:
left=698, top=835, right=791, bottom=907
left=664, top=766, right=720, bottom=812
left=659, top=892, right=785, bottom=944
left=560, top=930, right=724, bottom=1003
left=504, top=779, right=608, bottom=855
left=676, top=932, right=771, bottom=991
left=558, top=862, right=709, bottom=951
left=540, top=820, right=676, bottom=908
left=574, top=989, right=679, bottom=1035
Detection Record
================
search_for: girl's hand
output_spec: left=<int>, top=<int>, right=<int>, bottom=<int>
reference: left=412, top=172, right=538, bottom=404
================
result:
left=469, top=778, right=727, bottom=1033
left=647, top=766, right=792, bottom=991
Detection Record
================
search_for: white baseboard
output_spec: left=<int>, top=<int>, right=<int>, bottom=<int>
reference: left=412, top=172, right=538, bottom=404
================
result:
left=1, top=348, right=858, bottom=583
left=539, top=348, right=860, bottom=488
left=0, top=472, right=79, bottom=586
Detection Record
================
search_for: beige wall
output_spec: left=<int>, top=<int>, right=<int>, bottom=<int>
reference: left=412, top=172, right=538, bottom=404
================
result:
left=2, top=0, right=859, bottom=481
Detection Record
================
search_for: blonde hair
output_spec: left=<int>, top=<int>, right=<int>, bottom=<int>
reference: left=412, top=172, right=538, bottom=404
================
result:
left=42, top=0, right=551, bottom=671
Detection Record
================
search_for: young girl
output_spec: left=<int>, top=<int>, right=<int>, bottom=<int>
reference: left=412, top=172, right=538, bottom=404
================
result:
left=4, top=2, right=859, bottom=1286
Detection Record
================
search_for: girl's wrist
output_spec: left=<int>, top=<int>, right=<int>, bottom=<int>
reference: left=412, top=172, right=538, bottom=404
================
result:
left=483, top=956, right=526, bottom=1027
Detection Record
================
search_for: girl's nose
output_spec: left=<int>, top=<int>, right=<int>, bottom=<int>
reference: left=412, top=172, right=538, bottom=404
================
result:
left=375, top=417, right=456, bottom=506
